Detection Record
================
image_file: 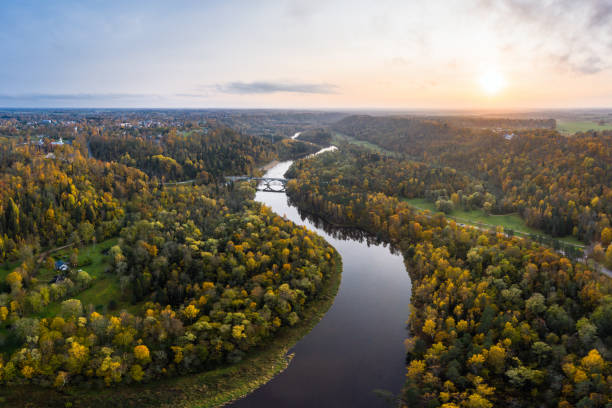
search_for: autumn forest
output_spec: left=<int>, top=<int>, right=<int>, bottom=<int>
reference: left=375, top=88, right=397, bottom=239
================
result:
left=0, top=109, right=610, bottom=408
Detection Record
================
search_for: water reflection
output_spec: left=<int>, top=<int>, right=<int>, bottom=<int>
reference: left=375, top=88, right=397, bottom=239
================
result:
left=232, top=156, right=411, bottom=408
left=286, top=196, right=400, bottom=254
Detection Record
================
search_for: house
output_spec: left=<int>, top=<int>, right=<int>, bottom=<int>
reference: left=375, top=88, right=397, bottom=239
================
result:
left=51, top=137, right=65, bottom=146
left=55, top=260, right=70, bottom=272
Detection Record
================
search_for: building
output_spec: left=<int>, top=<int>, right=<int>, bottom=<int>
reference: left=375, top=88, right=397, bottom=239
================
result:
left=55, top=260, right=69, bottom=272
left=51, top=137, right=65, bottom=146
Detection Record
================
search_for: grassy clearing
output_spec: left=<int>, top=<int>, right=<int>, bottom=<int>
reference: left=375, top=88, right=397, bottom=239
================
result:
left=403, top=197, right=583, bottom=247
left=0, top=252, right=343, bottom=408
left=556, top=120, right=612, bottom=135
left=31, top=238, right=131, bottom=318
left=52, top=238, right=118, bottom=278
left=331, top=132, right=401, bottom=156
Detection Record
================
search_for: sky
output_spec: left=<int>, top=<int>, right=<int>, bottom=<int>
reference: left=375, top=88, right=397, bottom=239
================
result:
left=1, top=0, right=612, bottom=109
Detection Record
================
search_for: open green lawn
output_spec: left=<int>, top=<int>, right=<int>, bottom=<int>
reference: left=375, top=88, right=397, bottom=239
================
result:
left=54, top=237, right=118, bottom=278
left=39, top=275, right=127, bottom=318
left=403, top=197, right=584, bottom=247
left=24, top=237, right=134, bottom=317
left=331, top=132, right=401, bottom=156
left=50, top=238, right=138, bottom=314
left=556, top=120, right=612, bottom=135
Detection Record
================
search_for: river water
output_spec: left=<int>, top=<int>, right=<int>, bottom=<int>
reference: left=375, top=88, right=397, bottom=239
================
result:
left=232, top=152, right=412, bottom=407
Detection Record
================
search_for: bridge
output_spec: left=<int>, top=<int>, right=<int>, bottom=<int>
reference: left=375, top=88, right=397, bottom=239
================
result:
left=225, top=176, right=289, bottom=192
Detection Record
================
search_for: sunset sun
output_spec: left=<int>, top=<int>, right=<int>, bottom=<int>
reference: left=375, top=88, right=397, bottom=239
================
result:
left=479, top=70, right=506, bottom=95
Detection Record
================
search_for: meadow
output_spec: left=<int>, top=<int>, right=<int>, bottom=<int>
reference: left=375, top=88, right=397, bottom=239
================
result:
left=556, top=119, right=612, bottom=134
left=403, top=197, right=584, bottom=247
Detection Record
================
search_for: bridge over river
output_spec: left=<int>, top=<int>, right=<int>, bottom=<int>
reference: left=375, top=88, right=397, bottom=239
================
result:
left=225, top=176, right=289, bottom=192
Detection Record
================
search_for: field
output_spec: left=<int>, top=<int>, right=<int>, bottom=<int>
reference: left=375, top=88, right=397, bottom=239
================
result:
left=403, top=197, right=583, bottom=247
left=0, top=237, right=134, bottom=323
left=556, top=119, right=612, bottom=135
left=331, top=131, right=401, bottom=156
left=39, top=238, right=139, bottom=317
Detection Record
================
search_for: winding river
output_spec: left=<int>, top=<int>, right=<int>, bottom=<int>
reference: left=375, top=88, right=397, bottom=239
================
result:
left=232, top=145, right=412, bottom=407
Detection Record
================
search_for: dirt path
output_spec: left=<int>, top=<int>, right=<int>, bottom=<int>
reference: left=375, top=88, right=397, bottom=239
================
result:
left=36, top=242, right=76, bottom=263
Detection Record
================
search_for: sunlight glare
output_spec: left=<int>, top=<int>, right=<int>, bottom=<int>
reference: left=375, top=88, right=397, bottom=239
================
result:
left=479, top=70, right=506, bottom=95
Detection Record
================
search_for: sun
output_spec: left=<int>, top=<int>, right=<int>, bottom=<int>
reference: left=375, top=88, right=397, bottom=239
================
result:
left=479, top=70, right=506, bottom=95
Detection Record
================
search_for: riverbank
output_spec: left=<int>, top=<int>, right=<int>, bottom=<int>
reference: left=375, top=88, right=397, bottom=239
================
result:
left=233, top=152, right=411, bottom=407
left=0, top=252, right=343, bottom=408
left=259, top=159, right=280, bottom=172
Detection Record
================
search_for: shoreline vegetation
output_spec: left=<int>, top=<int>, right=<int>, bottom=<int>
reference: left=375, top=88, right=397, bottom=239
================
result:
left=0, top=129, right=341, bottom=407
left=328, top=128, right=587, bottom=250
left=286, top=147, right=612, bottom=407
left=0, top=252, right=342, bottom=408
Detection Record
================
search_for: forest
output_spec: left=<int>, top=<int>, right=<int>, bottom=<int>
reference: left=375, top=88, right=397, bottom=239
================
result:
left=2, top=110, right=611, bottom=407
left=88, top=126, right=319, bottom=183
left=286, top=147, right=611, bottom=407
left=331, top=115, right=612, bottom=244
left=0, top=124, right=338, bottom=393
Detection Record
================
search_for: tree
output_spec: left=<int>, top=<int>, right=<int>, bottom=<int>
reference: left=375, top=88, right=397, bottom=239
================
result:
left=601, top=227, right=612, bottom=246
left=525, top=293, right=546, bottom=316
left=531, top=341, right=552, bottom=365
left=67, top=341, right=89, bottom=373
left=182, top=304, right=199, bottom=321
left=13, top=318, right=40, bottom=342
left=435, top=199, right=454, bottom=214
left=576, top=318, right=597, bottom=346
left=134, top=345, right=151, bottom=363
left=75, top=270, right=92, bottom=288
left=581, top=349, right=604, bottom=373
left=487, top=345, right=506, bottom=373
left=78, top=222, right=95, bottom=245
left=6, top=197, right=20, bottom=234
left=464, top=393, right=493, bottom=408
left=70, top=248, right=79, bottom=267
left=422, top=319, right=436, bottom=338
left=6, top=271, right=22, bottom=292
left=605, top=244, right=612, bottom=268
left=406, top=360, right=426, bottom=381
left=61, top=299, right=83, bottom=319
left=130, top=364, right=144, bottom=382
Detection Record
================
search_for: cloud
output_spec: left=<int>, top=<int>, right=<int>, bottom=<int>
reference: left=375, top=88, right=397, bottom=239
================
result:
left=215, top=81, right=337, bottom=94
left=589, top=0, right=612, bottom=26
left=480, top=0, right=612, bottom=74
left=285, top=0, right=325, bottom=20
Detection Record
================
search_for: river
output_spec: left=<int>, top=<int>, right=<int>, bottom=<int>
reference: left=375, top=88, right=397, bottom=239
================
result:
left=232, top=150, right=412, bottom=407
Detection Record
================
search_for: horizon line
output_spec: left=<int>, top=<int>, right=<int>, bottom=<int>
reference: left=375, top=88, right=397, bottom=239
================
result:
left=1, top=106, right=611, bottom=112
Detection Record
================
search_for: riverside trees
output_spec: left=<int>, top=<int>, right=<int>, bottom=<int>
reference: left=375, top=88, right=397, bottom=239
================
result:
left=331, top=115, right=612, bottom=244
left=0, top=126, right=337, bottom=389
left=287, top=147, right=611, bottom=407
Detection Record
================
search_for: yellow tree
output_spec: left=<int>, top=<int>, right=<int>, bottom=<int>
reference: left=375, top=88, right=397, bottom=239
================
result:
left=134, top=345, right=151, bottom=363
